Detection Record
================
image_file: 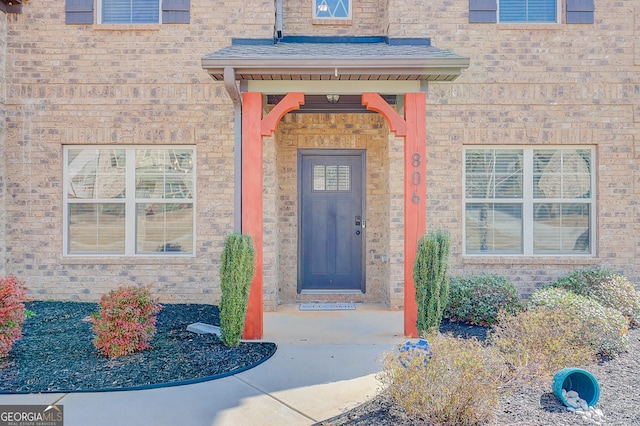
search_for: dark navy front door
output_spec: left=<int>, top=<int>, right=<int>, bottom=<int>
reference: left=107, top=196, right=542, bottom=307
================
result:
left=298, top=150, right=365, bottom=292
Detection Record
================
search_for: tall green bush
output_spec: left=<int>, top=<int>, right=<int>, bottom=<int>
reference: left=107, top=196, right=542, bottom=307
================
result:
left=413, top=230, right=450, bottom=336
left=220, top=233, right=255, bottom=347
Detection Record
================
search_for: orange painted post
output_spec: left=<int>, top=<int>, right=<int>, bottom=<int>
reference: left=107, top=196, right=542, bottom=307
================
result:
left=362, top=93, right=426, bottom=338
left=403, top=93, right=427, bottom=338
left=241, top=92, right=304, bottom=340
left=241, top=92, right=264, bottom=340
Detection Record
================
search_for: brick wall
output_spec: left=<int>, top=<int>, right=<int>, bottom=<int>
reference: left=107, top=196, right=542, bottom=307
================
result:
left=396, top=1, right=640, bottom=293
left=1, top=0, right=638, bottom=306
left=0, top=12, right=6, bottom=277
left=282, top=0, right=386, bottom=36
left=2, top=1, right=263, bottom=302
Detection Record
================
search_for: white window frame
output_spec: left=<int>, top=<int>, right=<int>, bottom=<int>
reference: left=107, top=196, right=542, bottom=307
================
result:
left=63, top=145, right=196, bottom=256
left=313, top=0, right=352, bottom=19
left=97, top=0, right=162, bottom=24
left=463, top=146, right=596, bottom=256
left=497, top=0, right=560, bottom=24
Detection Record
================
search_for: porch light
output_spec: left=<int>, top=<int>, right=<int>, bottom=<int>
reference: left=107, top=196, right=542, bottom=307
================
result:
left=326, top=94, right=340, bottom=104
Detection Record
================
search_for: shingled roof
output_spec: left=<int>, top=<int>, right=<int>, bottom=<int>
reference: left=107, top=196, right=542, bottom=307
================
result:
left=201, top=37, right=470, bottom=82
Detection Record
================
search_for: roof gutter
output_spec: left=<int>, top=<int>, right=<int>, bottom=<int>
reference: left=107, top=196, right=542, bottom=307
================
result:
left=224, top=66, right=243, bottom=233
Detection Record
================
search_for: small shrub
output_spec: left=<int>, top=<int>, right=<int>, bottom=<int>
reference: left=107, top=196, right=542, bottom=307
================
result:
left=445, top=274, right=523, bottom=326
left=413, top=230, right=450, bottom=336
left=548, top=267, right=640, bottom=327
left=220, top=233, right=255, bottom=347
left=381, top=334, right=505, bottom=425
left=489, top=307, right=598, bottom=383
left=91, top=285, right=162, bottom=358
left=0, top=276, right=29, bottom=358
left=528, top=288, right=629, bottom=357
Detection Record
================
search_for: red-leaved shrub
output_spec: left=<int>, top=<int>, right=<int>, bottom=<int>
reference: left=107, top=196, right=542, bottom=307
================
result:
left=91, top=285, right=162, bottom=358
left=0, top=275, right=28, bottom=358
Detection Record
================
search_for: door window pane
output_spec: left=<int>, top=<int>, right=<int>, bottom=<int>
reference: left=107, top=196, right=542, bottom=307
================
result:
left=313, top=165, right=351, bottom=191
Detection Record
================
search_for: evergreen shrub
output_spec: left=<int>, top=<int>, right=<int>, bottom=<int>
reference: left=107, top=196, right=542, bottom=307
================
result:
left=220, top=233, right=255, bottom=347
left=413, top=230, right=450, bottom=337
left=445, top=274, right=523, bottom=326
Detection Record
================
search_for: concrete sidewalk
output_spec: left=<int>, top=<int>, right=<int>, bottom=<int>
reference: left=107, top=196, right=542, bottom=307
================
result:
left=0, top=304, right=407, bottom=426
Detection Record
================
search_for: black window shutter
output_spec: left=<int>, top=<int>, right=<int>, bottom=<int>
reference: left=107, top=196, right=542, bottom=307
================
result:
left=162, top=0, right=190, bottom=24
left=65, top=0, right=94, bottom=24
left=469, top=0, right=497, bottom=23
left=566, top=0, right=594, bottom=24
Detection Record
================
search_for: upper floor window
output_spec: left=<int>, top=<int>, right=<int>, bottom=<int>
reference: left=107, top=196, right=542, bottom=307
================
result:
left=64, top=146, right=195, bottom=256
left=314, top=0, right=351, bottom=19
left=464, top=147, right=594, bottom=255
left=499, top=0, right=558, bottom=23
left=100, top=0, right=160, bottom=24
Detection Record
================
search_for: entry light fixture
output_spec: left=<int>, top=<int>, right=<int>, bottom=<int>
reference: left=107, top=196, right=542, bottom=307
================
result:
left=326, top=94, right=340, bottom=104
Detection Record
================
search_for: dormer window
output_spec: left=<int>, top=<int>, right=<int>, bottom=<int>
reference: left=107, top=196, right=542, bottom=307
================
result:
left=314, top=0, right=351, bottom=19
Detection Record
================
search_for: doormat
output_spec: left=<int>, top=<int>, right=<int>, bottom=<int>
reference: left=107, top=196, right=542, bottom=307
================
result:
left=298, top=303, right=356, bottom=311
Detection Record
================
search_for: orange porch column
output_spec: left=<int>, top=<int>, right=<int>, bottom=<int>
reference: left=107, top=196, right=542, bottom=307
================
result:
left=241, top=92, right=264, bottom=340
left=362, top=92, right=426, bottom=338
left=403, top=93, right=427, bottom=338
left=241, top=92, right=304, bottom=340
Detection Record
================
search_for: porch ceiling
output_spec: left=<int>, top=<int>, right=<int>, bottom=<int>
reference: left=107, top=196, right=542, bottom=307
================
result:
left=201, top=37, right=470, bottom=83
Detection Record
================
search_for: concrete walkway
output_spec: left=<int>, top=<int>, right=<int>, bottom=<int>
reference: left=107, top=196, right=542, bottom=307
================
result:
left=0, top=304, right=407, bottom=426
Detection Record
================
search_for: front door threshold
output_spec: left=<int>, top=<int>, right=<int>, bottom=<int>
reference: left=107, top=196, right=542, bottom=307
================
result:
left=300, top=289, right=364, bottom=295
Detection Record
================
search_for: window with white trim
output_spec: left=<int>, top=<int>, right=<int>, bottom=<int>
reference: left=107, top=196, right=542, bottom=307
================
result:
left=314, top=0, right=351, bottom=19
left=464, top=147, right=594, bottom=255
left=64, top=146, right=195, bottom=255
left=499, top=0, right=558, bottom=23
left=100, top=0, right=160, bottom=24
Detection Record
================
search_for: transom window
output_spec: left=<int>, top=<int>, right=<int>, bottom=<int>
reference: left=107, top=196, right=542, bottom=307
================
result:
left=64, top=146, right=195, bottom=256
left=100, top=0, right=160, bottom=24
left=464, top=147, right=594, bottom=255
left=314, top=0, right=351, bottom=19
left=499, top=0, right=558, bottom=23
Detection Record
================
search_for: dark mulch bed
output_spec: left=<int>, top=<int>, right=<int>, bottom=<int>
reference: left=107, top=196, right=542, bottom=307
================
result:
left=0, top=301, right=276, bottom=394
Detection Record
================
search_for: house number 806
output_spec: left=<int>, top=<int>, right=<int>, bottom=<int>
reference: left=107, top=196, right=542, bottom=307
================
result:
left=411, top=153, right=421, bottom=205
